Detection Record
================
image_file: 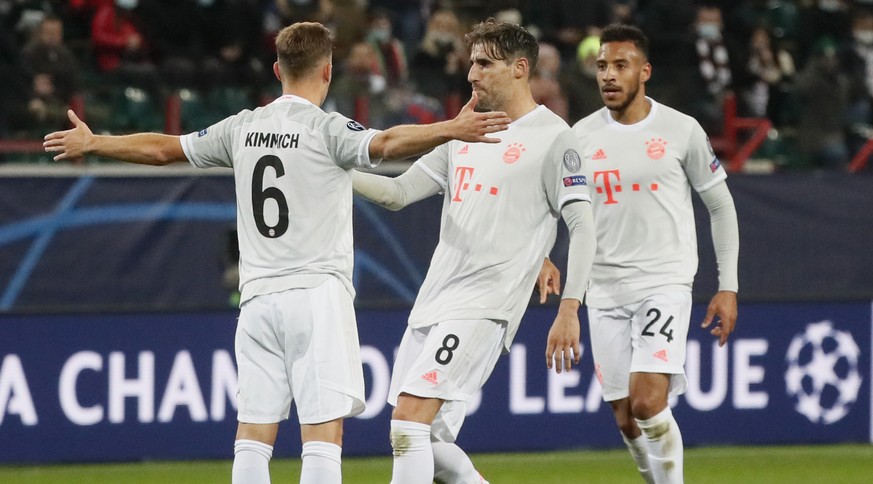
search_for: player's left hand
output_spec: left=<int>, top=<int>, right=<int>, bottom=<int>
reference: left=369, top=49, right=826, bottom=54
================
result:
left=546, top=299, right=581, bottom=374
left=701, top=290, right=737, bottom=347
left=537, top=257, right=561, bottom=304
left=43, top=109, right=91, bottom=161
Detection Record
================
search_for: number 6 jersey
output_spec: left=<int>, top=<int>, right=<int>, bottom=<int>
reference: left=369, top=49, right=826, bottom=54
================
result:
left=180, top=95, right=380, bottom=304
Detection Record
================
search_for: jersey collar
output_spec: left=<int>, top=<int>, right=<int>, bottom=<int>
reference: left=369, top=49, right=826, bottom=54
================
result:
left=274, top=94, right=315, bottom=107
left=604, top=96, right=659, bottom=131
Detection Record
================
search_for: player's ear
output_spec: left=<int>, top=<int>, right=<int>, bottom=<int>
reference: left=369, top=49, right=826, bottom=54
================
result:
left=515, top=57, right=529, bottom=79
left=273, top=62, right=281, bottom=81
left=640, top=62, right=652, bottom=83
left=323, top=62, right=332, bottom=84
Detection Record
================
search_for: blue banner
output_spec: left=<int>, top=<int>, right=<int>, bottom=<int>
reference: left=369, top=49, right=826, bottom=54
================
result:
left=1, top=302, right=869, bottom=463
left=1, top=172, right=872, bottom=313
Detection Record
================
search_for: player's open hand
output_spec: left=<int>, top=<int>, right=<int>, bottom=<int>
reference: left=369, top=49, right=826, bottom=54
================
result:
left=701, top=290, right=737, bottom=347
left=450, top=91, right=510, bottom=143
left=537, top=257, right=561, bottom=304
left=546, top=300, right=581, bottom=374
left=43, top=110, right=92, bottom=161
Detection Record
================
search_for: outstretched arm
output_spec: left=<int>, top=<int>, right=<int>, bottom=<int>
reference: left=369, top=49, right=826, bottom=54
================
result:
left=368, top=91, right=510, bottom=161
left=546, top=200, right=596, bottom=374
left=44, top=110, right=186, bottom=165
left=352, top=165, right=441, bottom=211
left=698, top=181, right=739, bottom=346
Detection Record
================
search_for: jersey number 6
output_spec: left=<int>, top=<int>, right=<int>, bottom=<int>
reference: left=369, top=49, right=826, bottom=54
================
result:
left=252, top=155, right=290, bottom=238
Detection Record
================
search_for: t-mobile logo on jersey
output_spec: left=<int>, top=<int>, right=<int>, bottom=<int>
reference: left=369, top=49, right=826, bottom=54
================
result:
left=452, top=166, right=499, bottom=202
left=593, top=170, right=659, bottom=205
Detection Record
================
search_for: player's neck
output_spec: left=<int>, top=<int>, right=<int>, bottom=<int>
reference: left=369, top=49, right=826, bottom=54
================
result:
left=281, top=80, right=326, bottom=107
left=609, top=96, right=652, bottom=125
left=505, top=94, right=538, bottom=122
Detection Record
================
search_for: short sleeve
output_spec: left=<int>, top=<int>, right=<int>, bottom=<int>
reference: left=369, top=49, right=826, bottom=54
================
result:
left=180, top=114, right=240, bottom=169
left=683, top=120, right=727, bottom=193
left=319, top=112, right=381, bottom=170
left=543, top=129, right=591, bottom=212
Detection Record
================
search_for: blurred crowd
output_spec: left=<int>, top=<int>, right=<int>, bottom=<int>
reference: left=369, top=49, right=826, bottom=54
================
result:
left=1, top=0, right=872, bottom=170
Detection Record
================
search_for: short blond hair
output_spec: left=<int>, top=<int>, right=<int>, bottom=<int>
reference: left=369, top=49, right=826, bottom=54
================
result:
left=275, top=22, right=334, bottom=81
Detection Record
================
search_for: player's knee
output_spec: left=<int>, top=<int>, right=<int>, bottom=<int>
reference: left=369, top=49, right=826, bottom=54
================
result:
left=391, top=393, right=442, bottom=423
left=629, top=395, right=667, bottom=421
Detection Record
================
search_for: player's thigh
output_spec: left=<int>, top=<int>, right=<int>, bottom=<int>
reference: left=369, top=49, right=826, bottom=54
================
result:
left=389, top=320, right=506, bottom=442
left=588, top=305, right=634, bottom=402
left=287, top=278, right=366, bottom=425
left=629, top=292, right=691, bottom=398
left=236, top=293, right=295, bottom=424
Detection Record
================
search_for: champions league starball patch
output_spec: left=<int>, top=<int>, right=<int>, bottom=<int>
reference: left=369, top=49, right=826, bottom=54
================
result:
left=346, top=120, right=366, bottom=131
left=563, top=149, right=582, bottom=173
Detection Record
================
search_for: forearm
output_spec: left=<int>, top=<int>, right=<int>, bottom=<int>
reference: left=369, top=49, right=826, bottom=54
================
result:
left=699, top=182, right=739, bottom=292
left=87, top=133, right=186, bottom=165
left=369, top=121, right=456, bottom=161
left=561, top=201, right=596, bottom=302
left=352, top=165, right=441, bottom=211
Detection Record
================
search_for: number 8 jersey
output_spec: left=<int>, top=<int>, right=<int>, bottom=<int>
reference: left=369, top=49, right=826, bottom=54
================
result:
left=181, top=95, right=381, bottom=304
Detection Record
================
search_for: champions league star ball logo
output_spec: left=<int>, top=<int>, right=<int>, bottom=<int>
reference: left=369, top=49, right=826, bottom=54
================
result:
left=785, top=321, right=862, bottom=425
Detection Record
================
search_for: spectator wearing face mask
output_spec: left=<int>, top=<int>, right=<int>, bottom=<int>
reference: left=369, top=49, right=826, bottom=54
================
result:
left=409, top=8, right=468, bottom=107
left=688, top=4, right=737, bottom=135
left=364, top=8, right=407, bottom=89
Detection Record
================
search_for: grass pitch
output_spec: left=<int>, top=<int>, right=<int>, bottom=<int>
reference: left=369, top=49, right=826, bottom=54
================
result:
left=2, top=444, right=871, bottom=483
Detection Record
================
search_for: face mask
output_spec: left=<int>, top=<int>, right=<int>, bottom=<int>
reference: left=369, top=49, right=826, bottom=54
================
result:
left=854, top=30, right=873, bottom=45
left=697, top=23, right=721, bottom=41
left=368, top=29, right=390, bottom=44
left=115, top=0, right=138, bottom=10
left=818, top=0, right=842, bottom=12
left=431, top=32, right=455, bottom=45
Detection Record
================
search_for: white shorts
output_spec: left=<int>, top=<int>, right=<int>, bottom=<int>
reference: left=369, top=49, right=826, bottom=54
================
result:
left=388, top=319, right=506, bottom=442
left=235, top=278, right=365, bottom=425
left=588, top=292, right=690, bottom=402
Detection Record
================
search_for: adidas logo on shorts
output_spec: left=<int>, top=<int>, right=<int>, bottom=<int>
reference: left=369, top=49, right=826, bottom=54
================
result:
left=421, top=371, right=439, bottom=385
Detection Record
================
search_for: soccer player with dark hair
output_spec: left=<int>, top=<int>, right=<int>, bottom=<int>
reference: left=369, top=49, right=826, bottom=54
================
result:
left=569, top=23, right=740, bottom=483
left=353, top=19, right=597, bottom=483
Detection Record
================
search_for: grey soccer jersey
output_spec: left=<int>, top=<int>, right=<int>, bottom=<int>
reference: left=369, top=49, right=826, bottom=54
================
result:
left=409, top=105, right=590, bottom=348
left=180, top=95, right=380, bottom=303
left=572, top=98, right=727, bottom=309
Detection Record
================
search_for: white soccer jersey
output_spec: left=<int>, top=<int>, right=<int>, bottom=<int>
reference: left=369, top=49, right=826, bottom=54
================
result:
left=180, top=95, right=380, bottom=303
left=409, top=105, right=590, bottom=348
left=572, top=97, right=727, bottom=309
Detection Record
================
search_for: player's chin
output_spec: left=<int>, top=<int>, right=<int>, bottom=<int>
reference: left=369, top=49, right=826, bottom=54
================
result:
left=602, top=96, right=627, bottom=111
